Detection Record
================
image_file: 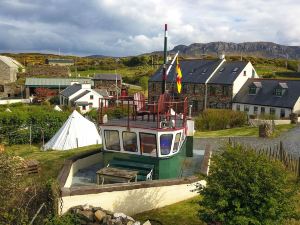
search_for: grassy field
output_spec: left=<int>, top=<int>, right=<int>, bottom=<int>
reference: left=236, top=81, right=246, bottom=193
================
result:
left=255, top=64, right=300, bottom=79
left=6, top=144, right=101, bottom=180
left=194, top=124, right=295, bottom=138
left=134, top=196, right=205, bottom=225
left=71, top=65, right=156, bottom=78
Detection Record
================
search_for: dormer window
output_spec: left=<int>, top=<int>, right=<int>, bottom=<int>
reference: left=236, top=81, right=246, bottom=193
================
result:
left=202, top=68, right=207, bottom=74
left=274, top=82, right=288, bottom=97
left=219, top=67, right=225, bottom=72
left=248, top=82, right=261, bottom=95
left=232, top=67, right=239, bottom=73
left=249, top=87, right=257, bottom=95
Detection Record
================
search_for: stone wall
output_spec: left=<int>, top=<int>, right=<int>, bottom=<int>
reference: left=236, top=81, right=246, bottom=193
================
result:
left=148, top=81, right=232, bottom=113
left=0, top=60, right=17, bottom=83
left=0, top=83, right=23, bottom=99
left=18, top=65, right=70, bottom=78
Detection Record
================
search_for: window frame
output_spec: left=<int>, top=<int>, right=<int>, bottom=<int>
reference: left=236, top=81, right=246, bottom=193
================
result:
left=122, top=131, right=138, bottom=153
left=139, top=132, right=158, bottom=157
left=280, top=108, right=285, bottom=118
left=104, top=130, right=121, bottom=151
left=160, top=134, right=174, bottom=156
left=236, top=104, right=240, bottom=111
left=248, top=87, right=257, bottom=95
left=270, top=108, right=276, bottom=115
left=244, top=105, right=249, bottom=112
left=173, top=132, right=182, bottom=153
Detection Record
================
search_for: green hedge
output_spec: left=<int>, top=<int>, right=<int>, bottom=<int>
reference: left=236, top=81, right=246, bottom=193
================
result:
left=0, top=105, right=70, bottom=145
left=195, top=109, right=247, bottom=131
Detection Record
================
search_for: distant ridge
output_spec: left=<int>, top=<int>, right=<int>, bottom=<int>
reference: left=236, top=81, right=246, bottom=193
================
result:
left=168, top=42, right=300, bottom=59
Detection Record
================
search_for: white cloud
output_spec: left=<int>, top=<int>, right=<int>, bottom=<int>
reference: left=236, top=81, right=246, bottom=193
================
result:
left=0, top=0, right=299, bottom=55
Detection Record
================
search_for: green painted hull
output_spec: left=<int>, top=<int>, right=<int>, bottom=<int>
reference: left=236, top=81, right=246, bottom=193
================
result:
left=103, top=138, right=190, bottom=180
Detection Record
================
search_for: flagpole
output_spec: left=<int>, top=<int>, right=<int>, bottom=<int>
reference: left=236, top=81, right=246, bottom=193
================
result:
left=166, top=51, right=179, bottom=75
left=162, top=24, right=168, bottom=94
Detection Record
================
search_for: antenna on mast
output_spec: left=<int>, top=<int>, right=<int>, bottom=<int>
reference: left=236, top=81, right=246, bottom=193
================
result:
left=162, top=24, right=168, bottom=94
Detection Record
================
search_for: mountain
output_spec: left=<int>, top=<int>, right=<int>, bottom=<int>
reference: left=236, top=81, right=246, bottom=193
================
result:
left=168, top=42, right=300, bottom=60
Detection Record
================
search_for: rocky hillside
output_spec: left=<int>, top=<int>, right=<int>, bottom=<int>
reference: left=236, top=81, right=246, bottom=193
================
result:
left=170, top=42, right=300, bottom=59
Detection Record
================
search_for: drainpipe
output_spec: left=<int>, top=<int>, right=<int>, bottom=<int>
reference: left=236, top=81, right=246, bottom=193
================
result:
left=204, top=83, right=208, bottom=110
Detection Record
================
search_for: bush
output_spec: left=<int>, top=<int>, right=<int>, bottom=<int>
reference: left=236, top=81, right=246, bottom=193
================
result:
left=195, top=109, right=247, bottom=131
left=198, top=145, right=297, bottom=224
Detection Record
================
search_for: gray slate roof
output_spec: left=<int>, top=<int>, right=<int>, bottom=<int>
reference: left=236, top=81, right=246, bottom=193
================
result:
left=208, top=61, right=249, bottom=84
left=71, top=90, right=90, bottom=102
left=233, top=79, right=300, bottom=108
left=60, top=84, right=82, bottom=97
left=94, top=89, right=109, bottom=97
left=149, top=59, right=223, bottom=83
left=93, top=74, right=122, bottom=81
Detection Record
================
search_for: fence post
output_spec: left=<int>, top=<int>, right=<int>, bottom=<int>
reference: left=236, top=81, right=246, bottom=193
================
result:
left=298, top=157, right=300, bottom=178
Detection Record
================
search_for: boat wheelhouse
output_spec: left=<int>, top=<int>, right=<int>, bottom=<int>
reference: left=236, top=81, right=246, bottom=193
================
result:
left=98, top=93, right=194, bottom=181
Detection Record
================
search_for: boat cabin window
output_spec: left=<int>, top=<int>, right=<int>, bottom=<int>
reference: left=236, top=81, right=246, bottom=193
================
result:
left=104, top=130, right=120, bottom=151
left=160, top=134, right=173, bottom=155
left=173, top=133, right=181, bottom=153
left=122, top=131, right=138, bottom=152
left=140, top=133, right=157, bottom=156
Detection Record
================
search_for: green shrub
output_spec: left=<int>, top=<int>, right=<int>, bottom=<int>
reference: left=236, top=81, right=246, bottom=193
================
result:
left=44, top=213, right=81, bottom=225
left=195, top=109, right=247, bottom=131
left=198, top=145, right=297, bottom=224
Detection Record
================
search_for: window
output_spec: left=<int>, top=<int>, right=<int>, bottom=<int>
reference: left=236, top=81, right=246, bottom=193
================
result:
left=192, top=100, right=199, bottom=112
left=140, top=133, right=157, bottom=156
left=182, top=84, right=187, bottom=94
left=236, top=104, right=240, bottom=111
left=122, top=132, right=138, bottom=152
left=104, top=130, right=120, bottom=151
left=254, top=106, right=258, bottom=114
left=0, top=85, right=4, bottom=92
left=90, top=95, right=94, bottom=100
left=270, top=108, right=276, bottom=115
left=193, top=84, right=200, bottom=94
left=244, top=71, right=247, bottom=76
left=244, top=105, right=249, bottom=112
left=274, top=88, right=282, bottom=96
left=209, top=86, right=216, bottom=96
left=173, top=133, right=181, bottom=153
left=261, top=107, right=265, bottom=114
left=160, top=134, right=173, bottom=155
left=82, top=105, right=86, bottom=110
left=152, top=83, right=155, bottom=91
left=222, top=86, right=230, bottom=96
left=251, top=69, right=255, bottom=77
left=249, top=87, right=257, bottom=95
left=280, top=109, right=285, bottom=118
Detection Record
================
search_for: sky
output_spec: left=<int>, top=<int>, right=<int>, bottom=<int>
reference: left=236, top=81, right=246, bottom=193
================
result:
left=0, top=0, right=300, bottom=56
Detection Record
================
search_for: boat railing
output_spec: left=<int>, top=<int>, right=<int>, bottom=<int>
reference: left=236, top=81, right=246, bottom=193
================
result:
left=98, top=95, right=188, bottom=130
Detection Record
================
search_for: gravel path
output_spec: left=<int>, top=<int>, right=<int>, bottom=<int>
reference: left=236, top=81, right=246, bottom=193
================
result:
left=194, top=125, right=300, bottom=157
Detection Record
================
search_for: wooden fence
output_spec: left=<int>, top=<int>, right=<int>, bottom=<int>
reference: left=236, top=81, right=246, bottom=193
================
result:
left=229, top=138, right=300, bottom=178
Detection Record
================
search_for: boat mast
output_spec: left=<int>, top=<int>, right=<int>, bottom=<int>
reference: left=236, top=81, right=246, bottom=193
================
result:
left=162, top=24, right=168, bottom=94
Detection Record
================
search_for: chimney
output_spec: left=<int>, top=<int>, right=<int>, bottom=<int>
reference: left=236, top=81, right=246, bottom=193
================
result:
left=81, top=82, right=91, bottom=90
left=70, top=81, right=79, bottom=85
left=219, top=53, right=225, bottom=60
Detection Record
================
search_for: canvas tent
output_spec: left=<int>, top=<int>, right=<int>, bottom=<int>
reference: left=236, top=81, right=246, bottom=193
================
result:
left=54, top=105, right=62, bottom=111
left=43, top=110, right=101, bottom=151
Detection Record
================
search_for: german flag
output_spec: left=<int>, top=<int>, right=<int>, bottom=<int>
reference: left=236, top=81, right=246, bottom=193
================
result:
left=176, top=57, right=182, bottom=93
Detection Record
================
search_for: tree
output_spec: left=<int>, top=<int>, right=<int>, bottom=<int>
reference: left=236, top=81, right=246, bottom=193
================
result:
left=198, top=145, right=297, bottom=225
left=139, top=76, right=149, bottom=92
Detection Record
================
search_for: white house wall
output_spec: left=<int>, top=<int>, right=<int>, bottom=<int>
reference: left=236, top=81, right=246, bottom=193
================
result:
left=292, top=97, right=300, bottom=114
left=232, top=103, right=291, bottom=119
left=232, top=62, right=258, bottom=97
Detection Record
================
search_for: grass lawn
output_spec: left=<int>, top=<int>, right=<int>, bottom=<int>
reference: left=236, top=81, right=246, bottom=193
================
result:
left=195, top=124, right=296, bottom=138
left=134, top=196, right=205, bottom=225
left=5, top=144, right=101, bottom=180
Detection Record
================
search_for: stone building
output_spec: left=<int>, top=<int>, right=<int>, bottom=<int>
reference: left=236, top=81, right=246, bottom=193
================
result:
left=148, top=58, right=258, bottom=114
left=92, top=74, right=122, bottom=96
left=0, top=55, right=24, bottom=83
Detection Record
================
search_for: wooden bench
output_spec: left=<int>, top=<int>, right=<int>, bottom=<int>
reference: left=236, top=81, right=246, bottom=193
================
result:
left=107, top=158, right=154, bottom=181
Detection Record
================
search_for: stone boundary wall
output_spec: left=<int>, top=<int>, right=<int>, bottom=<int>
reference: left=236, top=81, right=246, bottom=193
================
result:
left=249, top=119, right=290, bottom=126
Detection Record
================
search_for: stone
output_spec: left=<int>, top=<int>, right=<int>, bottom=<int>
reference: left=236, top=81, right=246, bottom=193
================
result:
left=103, top=209, right=114, bottom=216
left=82, top=204, right=92, bottom=210
left=94, top=210, right=106, bottom=222
left=77, top=210, right=94, bottom=222
left=132, top=222, right=141, bottom=225
left=103, top=215, right=112, bottom=225
left=142, top=221, right=151, bottom=225
left=127, top=221, right=134, bottom=225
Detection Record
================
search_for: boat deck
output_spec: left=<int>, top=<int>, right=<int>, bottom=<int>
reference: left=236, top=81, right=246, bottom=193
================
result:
left=102, top=116, right=185, bottom=130
left=71, top=149, right=204, bottom=187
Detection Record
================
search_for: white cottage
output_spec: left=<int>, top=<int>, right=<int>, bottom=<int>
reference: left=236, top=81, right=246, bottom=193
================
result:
left=60, top=82, right=108, bottom=113
left=232, top=79, right=300, bottom=119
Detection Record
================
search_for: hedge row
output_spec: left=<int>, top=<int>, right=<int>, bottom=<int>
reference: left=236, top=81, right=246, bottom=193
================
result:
left=195, top=109, right=247, bottom=131
left=0, top=105, right=70, bottom=145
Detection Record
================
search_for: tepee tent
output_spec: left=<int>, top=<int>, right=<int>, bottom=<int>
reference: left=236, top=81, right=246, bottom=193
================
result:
left=43, top=110, right=102, bottom=151
left=54, top=105, right=62, bottom=111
